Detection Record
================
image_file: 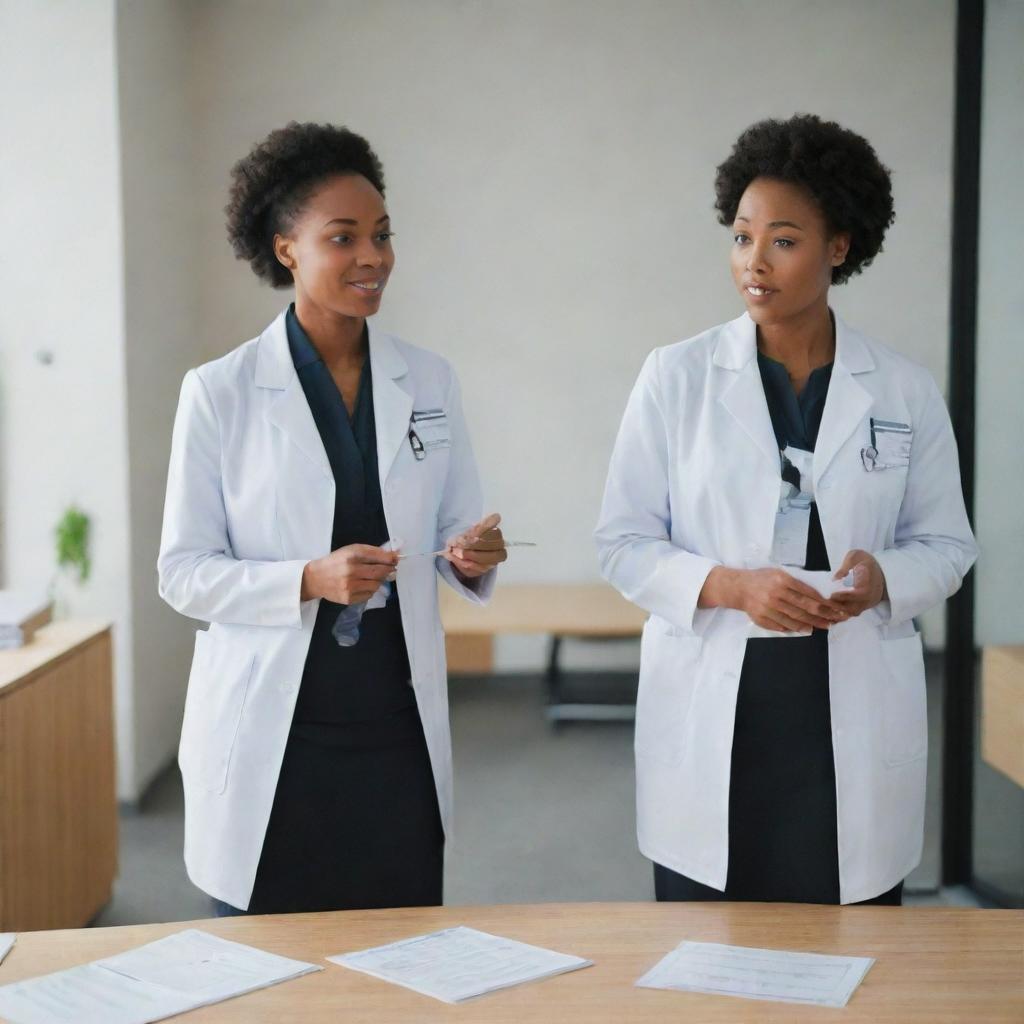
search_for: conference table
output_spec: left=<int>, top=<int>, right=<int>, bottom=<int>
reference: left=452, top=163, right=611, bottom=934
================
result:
left=1, top=902, right=1021, bottom=1021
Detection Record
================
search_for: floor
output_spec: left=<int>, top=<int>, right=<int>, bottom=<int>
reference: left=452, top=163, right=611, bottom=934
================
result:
left=95, top=669, right=983, bottom=927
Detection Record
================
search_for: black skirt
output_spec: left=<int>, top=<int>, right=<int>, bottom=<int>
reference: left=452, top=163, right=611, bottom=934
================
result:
left=656, top=504, right=902, bottom=906
left=245, top=706, right=444, bottom=915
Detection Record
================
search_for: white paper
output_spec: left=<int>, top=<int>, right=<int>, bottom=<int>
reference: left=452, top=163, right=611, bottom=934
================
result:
left=0, top=934, right=15, bottom=966
left=0, top=964, right=196, bottom=1024
left=96, top=929, right=321, bottom=1003
left=0, top=930, right=321, bottom=1024
left=329, top=925, right=592, bottom=1003
left=636, top=940, right=874, bottom=1008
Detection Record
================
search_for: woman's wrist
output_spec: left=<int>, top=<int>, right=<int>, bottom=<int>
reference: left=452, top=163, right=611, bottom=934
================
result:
left=300, top=559, right=322, bottom=602
left=698, top=566, right=745, bottom=611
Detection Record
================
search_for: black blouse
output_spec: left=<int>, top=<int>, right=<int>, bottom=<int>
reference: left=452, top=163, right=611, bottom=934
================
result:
left=756, top=350, right=833, bottom=452
left=286, top=305, right=415, bottom=724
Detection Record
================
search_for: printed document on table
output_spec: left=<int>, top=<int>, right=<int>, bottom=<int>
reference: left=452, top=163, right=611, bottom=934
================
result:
left=329, top=925, right=592, bottom=1003
left=0, top=929, right=321, bottom=1024
left=96, top=928, right=321, bottom=1004
left=1, top=933, right=16, bottom=966
left=0, top=963, right=196, bottom=1024
left=636, top=940, right=874, bottom=1008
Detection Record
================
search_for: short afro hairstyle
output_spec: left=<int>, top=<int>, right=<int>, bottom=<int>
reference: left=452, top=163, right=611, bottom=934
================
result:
left=225, top=121, right=385, bottom=288
left=714, top=114, right=894, bottom=285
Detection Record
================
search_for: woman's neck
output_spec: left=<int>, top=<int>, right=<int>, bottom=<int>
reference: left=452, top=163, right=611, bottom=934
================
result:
left=293, top=294, right=367, bottom=369
left=756, top=304, right=835, bottom=378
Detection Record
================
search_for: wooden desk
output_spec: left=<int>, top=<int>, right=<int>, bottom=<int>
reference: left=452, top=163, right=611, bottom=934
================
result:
left=1, top=903, right=1020, bottom=1021
left=441, top=584, right=646, bottom=720
left=440, top=584, right=648, bottom=639
left=0, top=621, right=117, bottom=931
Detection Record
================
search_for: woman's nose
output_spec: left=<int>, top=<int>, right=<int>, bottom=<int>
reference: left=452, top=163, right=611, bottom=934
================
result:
left=356, top=244, right=383, bottom=267
left=746, top=241, right=770, bottom=273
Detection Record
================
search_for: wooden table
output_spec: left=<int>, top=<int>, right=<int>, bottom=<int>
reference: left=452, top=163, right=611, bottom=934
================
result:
left=1, top=903, right=1020, bottom=1021
left=0, top=621, right=117, bottom=931
left=441, top=583, right=647, bottom=721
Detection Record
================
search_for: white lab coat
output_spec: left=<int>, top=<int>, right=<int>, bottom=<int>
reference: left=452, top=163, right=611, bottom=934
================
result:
left=594, top=312, right=977, bottom=903
left=158, top=309, right=493, bottom=910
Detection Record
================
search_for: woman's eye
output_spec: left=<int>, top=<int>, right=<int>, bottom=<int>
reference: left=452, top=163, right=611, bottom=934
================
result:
left=733, top=233, right=749, bottom=244
left=774, top=238, right=795, bottom=248
left=376, top=231, right=394, bottom=243
left=330, top=235, right=351, bottom=245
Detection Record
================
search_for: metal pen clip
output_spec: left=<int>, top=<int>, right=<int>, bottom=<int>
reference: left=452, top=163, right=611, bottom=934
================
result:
left=408, top=428, right=425, bottom=461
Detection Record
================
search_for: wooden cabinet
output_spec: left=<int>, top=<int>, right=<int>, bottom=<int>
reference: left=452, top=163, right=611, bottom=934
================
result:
left=0, top=621, right=117, bottom=930
left=982, top=645, right=1024, bottom=789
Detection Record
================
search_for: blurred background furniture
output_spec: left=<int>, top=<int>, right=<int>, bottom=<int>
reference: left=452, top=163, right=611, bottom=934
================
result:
left=0, top=621, right=117, bottom=930
left=441, top=584, right=647, bottom=723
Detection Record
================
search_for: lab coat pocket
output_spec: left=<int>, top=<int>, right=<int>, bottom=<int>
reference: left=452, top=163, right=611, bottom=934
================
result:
left=635, top=627, right=703, bottom=766
left=411, top=409, right=451, bottom=452
left=880, top=632, right=927, bottom=767
left=179, top=630, right=257, bottom=794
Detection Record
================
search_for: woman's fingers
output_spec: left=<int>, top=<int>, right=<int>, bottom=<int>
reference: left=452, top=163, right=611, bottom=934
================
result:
left=758, top=609, right=810, bottom=633
left=776, top=597, right=835, bottom=630
left=461, top=527, right=505, bottom=551
left=470, top=512, right=502, bottom=536
left=346, top=544, right=400, bottom=565
left=784, top=578, right=843, bottom=615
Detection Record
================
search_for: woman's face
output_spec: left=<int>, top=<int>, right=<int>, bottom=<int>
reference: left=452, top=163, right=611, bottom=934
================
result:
left=274, top=173, right=394, bottom=318
left=729, top=176, right=849, bottom=329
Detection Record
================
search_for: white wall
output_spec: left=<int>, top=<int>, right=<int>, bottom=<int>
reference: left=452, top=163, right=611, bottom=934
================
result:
left=184, top=0, right=955, bottom=663
left=0, top=1, right=136, bottom=792
left=975, top=0, right=1024, bottom=646
left=117, top=0, right=205, bottom=797
left=1, top=1, right=965, bottom=805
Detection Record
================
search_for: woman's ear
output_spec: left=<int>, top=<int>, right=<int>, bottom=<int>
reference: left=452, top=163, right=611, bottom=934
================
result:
left=273, top=233, right=296, bottom=272
left=831, top=231, right=851, bottom=267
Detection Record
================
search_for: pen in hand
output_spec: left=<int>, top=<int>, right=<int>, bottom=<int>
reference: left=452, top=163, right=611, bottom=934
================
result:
left=399, top=541, right=537, bottom=561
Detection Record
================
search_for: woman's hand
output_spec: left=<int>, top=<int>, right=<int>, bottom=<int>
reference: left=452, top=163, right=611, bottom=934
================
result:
left=444, top=513, right=508, bottom=579
left=829, top=549, right=887, bottom=617
left=301, top=544, right=398, bottom=604
left=700, top=566, right=846, bottom=632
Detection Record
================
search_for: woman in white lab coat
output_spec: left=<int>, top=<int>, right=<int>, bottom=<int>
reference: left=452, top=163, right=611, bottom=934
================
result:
left=158, top=122, right=506, bottom=915
left=595, top=114, right=977, bottom=905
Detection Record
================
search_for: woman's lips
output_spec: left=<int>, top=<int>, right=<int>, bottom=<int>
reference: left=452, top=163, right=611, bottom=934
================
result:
left=348, top=279, right=384, bottom=294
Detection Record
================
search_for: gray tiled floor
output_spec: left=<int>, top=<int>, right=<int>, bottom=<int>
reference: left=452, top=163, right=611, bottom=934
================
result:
left=95, top=673, right=976, bottom=927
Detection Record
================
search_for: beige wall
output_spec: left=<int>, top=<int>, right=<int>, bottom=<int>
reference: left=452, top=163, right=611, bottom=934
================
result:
left=0, top=0, right=137, bottom=794
left=184, top=0, right=955, bottom=662
left=118, top=0, right=206, bottom=797
left=975, top=0, right=1024, bottom=646
left=2, top=1, right=964, bottom=799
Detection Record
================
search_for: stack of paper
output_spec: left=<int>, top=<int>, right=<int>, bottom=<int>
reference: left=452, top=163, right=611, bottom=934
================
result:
left=0, top=593, right=52, bottom=649
left=636, top=940, right=874, bottom=1008
left=329, top=925, right=592, bottom=1003
left=0, top=929, right=321, bottom=1024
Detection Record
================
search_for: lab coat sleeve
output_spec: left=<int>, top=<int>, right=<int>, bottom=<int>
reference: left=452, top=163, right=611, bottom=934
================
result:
left=157, top=369, right=308, bottom=628
left=873, top=376, right=978, bottom=626
left=434, top=363, right=496, bottom=605
left=594, top=349, right=719, bottom=633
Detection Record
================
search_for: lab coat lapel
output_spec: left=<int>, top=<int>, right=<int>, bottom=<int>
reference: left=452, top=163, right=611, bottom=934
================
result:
left=369, top=323, right=413, bottom=488
left=715, top=314, right=779, bottom=470
left=813, top=317, right=874, bottom=489
left=257, top=312, right=332, bottom=479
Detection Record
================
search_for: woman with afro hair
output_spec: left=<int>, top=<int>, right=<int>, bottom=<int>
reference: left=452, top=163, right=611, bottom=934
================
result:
left=596, top=114, right=976, bottom=905
left=159, top=123, right=506, bottom=915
